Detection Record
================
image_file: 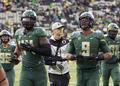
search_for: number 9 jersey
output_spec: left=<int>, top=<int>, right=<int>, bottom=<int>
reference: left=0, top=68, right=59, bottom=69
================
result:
left=69, top=31, right=110, bottom=69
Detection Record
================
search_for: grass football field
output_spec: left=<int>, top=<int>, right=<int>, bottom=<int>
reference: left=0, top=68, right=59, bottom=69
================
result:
left=14, top=61, right=113, bottom=86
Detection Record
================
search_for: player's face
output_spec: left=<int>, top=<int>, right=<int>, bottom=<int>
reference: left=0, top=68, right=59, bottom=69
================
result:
left=108, top=30, right=118, bottom=39
left=22, top=17, right=35, bottom=30
left=52, top=27, right=64, bottom=40
left=1, top=35, right=9, bottom=44
left=79, top=18, right=90, bottom=30
left=109, top=30, right=118, bottom=35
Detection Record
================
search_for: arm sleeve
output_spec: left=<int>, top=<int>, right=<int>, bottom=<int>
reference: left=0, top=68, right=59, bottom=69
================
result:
left=31, top=44, right=51, bottom=56
left=99, top=35, right=110, bottom=53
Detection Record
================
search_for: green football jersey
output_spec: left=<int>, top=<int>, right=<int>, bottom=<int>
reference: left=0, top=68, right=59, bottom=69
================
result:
left=0, top=44, right=15, bottom=71
left=69, top=31, right=110, bottom=69
left=15, top=27, right=47, bottom=67
left=104, top=36, right=120, bottom=63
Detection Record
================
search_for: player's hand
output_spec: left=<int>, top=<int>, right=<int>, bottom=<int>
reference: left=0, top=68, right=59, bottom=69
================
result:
left=106, top=55, right=118, bottom=64
left=10, top=58, right=20, bottom=65
left=20, top=43, right=33, bottom=51
left=64, top=53, right=76, bottom=60
left=94, top=53, right=104, bottom=61
left=10, top=53, right=20, bottom=65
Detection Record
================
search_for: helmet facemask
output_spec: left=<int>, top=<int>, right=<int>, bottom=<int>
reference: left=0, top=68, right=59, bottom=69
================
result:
left=107, top=23, right=119, bottom=40
left=79, top=17, right=94, bottom=30
left=21, top=17, right=36, bottom=30
left=79, top=12, right=94, bottom=31
left=21, top=10, right=37, bottom=30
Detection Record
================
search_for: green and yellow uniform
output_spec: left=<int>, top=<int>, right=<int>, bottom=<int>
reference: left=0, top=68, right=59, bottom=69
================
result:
left=102, top=36, right=120, bottom=86
left=15, top=27, right=47, bottom=86
left=69, top=31, right=110, bottom=86
left=0, top=44, right=15, bottom=86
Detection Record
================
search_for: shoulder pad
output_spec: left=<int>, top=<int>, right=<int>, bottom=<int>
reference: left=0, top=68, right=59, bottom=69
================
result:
left=34, top=27, right=47, bottom=37
left=71, top=31, right=80, bottom=39
left=15, top=28, right=24, bottom=36
left=34, top=27, right=45, bottom=31
left=93, top=31, right=104, bottom=39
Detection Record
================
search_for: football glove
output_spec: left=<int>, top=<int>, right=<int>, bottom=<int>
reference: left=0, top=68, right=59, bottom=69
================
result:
left=93, top=53, right=104, bottom=61
left=77, top=53, right=104, bottom=61
left=10, top=53, right=20, bottom=65
left=20, top=43, right=33, bottom=52
left=20, top=43, right=51, bottom=56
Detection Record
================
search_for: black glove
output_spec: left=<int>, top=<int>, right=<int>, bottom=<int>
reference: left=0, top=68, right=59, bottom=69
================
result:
left=10, top=53, right=20, bottom=65
left=76, top=55, right=95, bottom=61
left=44, top=56, right=68, bottom=65
left=77, top=54, right=104, bottom=61
left=93, top=53, right=104, bottom=61
left=20, top=43, right=33, bottom=52
left=44, top=57, right=56, bottom=66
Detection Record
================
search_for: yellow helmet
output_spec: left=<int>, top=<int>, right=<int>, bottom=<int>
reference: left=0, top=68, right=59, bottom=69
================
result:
left=108, top=23, right=119, bottom=31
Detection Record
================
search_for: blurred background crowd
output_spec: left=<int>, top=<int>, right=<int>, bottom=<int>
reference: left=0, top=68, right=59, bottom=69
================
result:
left=0, top=0, right=119, bottom=37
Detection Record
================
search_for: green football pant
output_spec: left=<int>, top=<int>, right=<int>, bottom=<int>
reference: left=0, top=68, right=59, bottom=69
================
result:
left=20, top=65, right=47, bottom=86
left=102, top=63, right=120, bottom=86
left=6, top=69, right=15, bottom=86
left=77, top=68, right=100, bottom=86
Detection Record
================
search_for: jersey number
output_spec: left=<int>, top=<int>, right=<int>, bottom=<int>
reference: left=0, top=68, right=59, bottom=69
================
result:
left=0, top=53, right=11, bottom=63
left=81, top=42, right=90, bottom=56
left=109, top=45, right=119, bottom=56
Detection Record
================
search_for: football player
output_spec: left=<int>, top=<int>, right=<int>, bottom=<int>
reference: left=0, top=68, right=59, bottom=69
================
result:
left=64, top=12, right=112, bottom=86
left=0, top=30, right=19, bottom=86
left=14, top=10, right=51, bottom=86
left=102, top=23, right=120, bottom=86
